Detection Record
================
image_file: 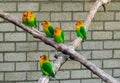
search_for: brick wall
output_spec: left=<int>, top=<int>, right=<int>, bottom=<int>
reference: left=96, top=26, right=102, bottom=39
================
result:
left=0, top=0, right=120, bottom=83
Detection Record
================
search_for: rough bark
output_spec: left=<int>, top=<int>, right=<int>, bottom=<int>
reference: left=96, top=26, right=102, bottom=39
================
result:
left=0, top=0, right=119, bottom=83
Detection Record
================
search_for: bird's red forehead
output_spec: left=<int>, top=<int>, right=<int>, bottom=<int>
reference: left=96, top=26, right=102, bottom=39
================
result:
left=40, top=55, right=44, bottom=59
left=41, top=21, right=45, bottom=25
left=23, top=11, right=28, bottom=16
left=76, top=21, right=81, bottom=25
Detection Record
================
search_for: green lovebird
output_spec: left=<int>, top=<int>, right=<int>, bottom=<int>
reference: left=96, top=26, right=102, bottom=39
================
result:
left=41, top=20, right=54, bottom=37
left=54, top=27, right=64, bottom=43
left=39, top=54, right=56, bottom=79
left=75, top=21, right=87, bottom=41
left=22, top=11, right=37, bottom=28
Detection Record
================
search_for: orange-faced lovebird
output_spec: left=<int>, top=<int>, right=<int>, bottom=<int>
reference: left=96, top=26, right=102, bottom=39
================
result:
left=54, top=27, right=64, bottom=43
left=39, top=54, right=56, bottom=79
left=22, top=11, right=37, bottom=28
left=75, top=21, right=86, bottom=41
left=41, top=20, right=54, bottom=37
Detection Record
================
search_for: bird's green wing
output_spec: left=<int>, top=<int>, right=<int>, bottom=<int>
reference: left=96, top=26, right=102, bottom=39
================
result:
left=61, top=31, right=64, bottom=43
left=34, top=18, right=37, bottom=28
left=42, top=62, right=53, bottom=76
left=80, top=26, right=87, bottom=40
left=48, top=26, right=54, bottom=35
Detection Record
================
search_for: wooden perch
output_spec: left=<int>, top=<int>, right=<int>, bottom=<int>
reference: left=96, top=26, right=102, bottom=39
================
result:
left=0, top=0, right=119, bottom=83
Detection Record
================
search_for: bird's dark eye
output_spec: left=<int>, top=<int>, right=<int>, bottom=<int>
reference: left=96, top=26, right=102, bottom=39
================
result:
left=40, top=56, right=42, bottom=58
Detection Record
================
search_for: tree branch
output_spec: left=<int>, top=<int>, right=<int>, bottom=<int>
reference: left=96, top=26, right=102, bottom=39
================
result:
left=0, top=0, right=119, bottom=83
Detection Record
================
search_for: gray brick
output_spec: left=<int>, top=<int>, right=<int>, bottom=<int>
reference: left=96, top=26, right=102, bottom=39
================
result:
left=0, top=23, right=15, bottom=32
left=73, top=12, right=88, bottom=21
left=86, top=31, right=92, bottom=40
left=72, top=0, right=84, bottom=1
left=28, top=0, right=48, bottom=2
left=51, top=13, right=72, bottom=21
left=16, top=26, right=24, bottom=31
left=0, top=18, right=4, bottom=22
left=61, top=61, right=81, bottom=69
left=80, top=51, right=91, bottom=59
left=0, top=43, right=15, bottom=51
left=5, top=53, right=26, bottom=61
left=10, top=13, right=22, bottom=21
left=104, top=41, right=120, bottom=49
left=0, top=33, right=3, bottom=41
left=0, top=73, right=3, bottom=80
left=35, top=12, right=50, bottom=21
left=92, top=31, right=112, bottom=40
left=92, top=50, right=112, bottom=59
left=83, top=41, right=103, bottom=50
left=5, top=72, right=26, bottom=81
left=48, top=51, right=56, bottom=60
left=49, top=81, right=59, bottom=83
left=60, top=80, right=80, bottom=83
left=39, top=42, right=55, bottom=51
left=94, top=12, right=114, bottom=21
left=61, top=22, right=74, bottom=31
left=64, top=32, right=71, bottom=41
left=28, top=0, right=49, bottom=1
left=0, top=53, right=3, bottom=61
left=103, top=60, right=120, bottom=68
left=27, top=71, right=41, bottom=80
left=27, top=33, right=40, bottom=41
left=89, top=22, right=103, bottom=30
left=16, top=82, right=36, bottom=83
left=114, top=31, right=120, bottom=39
left=71, top=70, right=91, bottom=78
left=81, top=79, right=101, bottom=83
left=41, top=2, right=61, bottom=11
left=85, top=2, right=103, bottom=11
left=113, top=69, right=120, bottom=77
left=63, top=2, right=83, bottom=11
left=105, top=22, right=120, bottom=30
left=16, top=42, right=37, bottom=51
left=18, top=3, right=39, bottom=11
left=53, top=0, right=71, bottom=1
left=16, top=62, right=37, bottom=71
left=0, top=3, right=16, bottom=11
left=114, top=50, right=120, bottom=58
left=56, top=71, right=70, bottom=79
left=5, top=32, right=26, bottom=41
left=108, top=3, right=120, bottom=11
left=0, top=63, right=14, bottom=71
left=116, top=12, right=120, bottom=20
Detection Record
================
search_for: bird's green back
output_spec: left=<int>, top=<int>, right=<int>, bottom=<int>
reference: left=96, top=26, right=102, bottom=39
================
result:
left=40, top=62, right=54, bottom=76
left=80, top=26, right=86, bottom=40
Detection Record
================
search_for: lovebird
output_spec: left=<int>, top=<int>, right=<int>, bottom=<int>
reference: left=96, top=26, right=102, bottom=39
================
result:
left=39, top=54, right=56, bottom=79
left=75, top=21, right=87, bottom=41
left=22, top=11, right=37, bottom=28
left=54, top=27, right=64, bottom=43
left=41, top=20, right=54, bottom=37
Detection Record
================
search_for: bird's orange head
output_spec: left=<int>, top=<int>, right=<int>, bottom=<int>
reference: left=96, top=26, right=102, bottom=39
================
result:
left=39, top=54, right=49, bottom=64
left=23, top=11, right=28, bottom=17
left=41, top=20, right=51, bottom=28
left=75, top=21, right=84, bottom=29
left=54, top=27, right=61, bottom=36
